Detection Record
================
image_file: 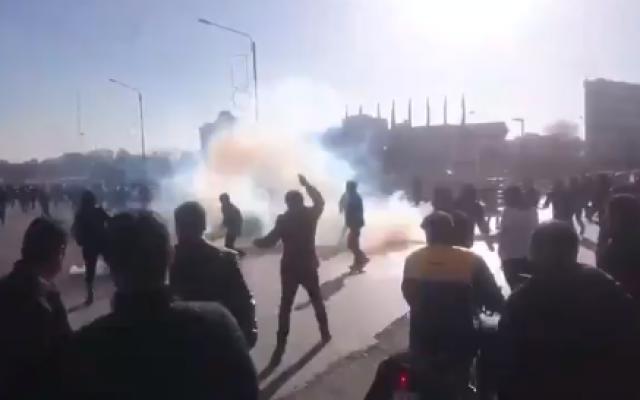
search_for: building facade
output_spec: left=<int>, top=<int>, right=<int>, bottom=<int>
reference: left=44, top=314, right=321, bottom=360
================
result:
left=585, top=79, right=640, bottom=168
left=325, top=107, right=509, bottom=190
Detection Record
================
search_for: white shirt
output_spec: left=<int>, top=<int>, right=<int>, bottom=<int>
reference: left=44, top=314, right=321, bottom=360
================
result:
left=498, top=206, right=538, bottom=260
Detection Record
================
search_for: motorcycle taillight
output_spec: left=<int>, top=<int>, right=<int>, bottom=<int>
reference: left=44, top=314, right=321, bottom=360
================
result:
left=397, top=369, right=410, bottom=391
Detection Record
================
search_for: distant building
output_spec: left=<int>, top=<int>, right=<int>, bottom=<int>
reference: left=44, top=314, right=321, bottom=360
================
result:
left=326, top=102, right=509, bottom=188
left=385, top=122, right=509, bottom=184
left=585, top=79, right=640, bottom=168
left=200, top=111, right=237, bottom=154
left=322, top=114, right=390, bottom=182
left=510, top=132, right=584, bottom=179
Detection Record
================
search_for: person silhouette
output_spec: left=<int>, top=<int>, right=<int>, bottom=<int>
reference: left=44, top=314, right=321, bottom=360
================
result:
left=254, top=175, right=331, bottom=365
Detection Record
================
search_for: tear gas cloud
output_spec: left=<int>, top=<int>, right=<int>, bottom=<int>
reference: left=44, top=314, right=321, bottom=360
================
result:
left=157, top=78, right=428, bottom=253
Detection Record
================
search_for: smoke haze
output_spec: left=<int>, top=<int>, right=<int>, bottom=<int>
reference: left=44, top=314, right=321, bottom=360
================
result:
left=158, top=79, right=428, bottom=253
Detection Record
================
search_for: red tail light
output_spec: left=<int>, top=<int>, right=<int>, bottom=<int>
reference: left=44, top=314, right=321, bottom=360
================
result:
left=397, top=369, right=410, bottom=391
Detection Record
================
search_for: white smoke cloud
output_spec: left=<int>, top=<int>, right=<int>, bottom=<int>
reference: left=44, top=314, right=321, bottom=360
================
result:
left=157, top=78, right=427, bottom=253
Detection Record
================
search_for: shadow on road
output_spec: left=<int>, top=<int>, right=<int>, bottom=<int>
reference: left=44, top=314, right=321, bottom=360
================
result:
left=259, top=340, right=328, bottom=399
left=66, top=292, right=110, bottom=314
left=275, top=315, right=410, bottom=400
left=246, top=244, right=347, bottom=261
left=294, top=270, right=360, bottom=311
left=318, top=245, right=346, bottom=261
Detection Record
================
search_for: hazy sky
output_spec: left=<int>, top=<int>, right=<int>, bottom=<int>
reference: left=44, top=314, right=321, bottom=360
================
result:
left=2, top=0, right=640, bottom=161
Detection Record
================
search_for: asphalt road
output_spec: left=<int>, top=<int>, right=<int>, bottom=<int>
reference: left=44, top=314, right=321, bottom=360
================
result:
left=0, top=204, right=599, bottom=399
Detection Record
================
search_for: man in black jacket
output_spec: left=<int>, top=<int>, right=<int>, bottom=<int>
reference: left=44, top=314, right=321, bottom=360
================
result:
left=62, top=211, right=258, bottom=400
left=498, top=221, right=640, bottom=400
left=72, top=190, right=109, bottom=305
left=543, top=179, right=573, bottom=223
left=0, top=217, right=70, bottom=398
left=171, top=201, right=257, bottom=348
left=255, top=175, right=331, bottom=364
left=220, top=193, right=246, bottom=256
left=340, top=180, right=368, bottom=271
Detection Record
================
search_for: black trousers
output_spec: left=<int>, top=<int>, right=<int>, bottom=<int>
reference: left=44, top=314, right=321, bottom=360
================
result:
left=82, top=247, right=99, bottom=290
left=224, top=232, right=238, bottom=249
left=224, top=232, right=245, bottom=256
left=347, top=227, right=366, bottom=263
left=277, top=268, right=328, bottom=341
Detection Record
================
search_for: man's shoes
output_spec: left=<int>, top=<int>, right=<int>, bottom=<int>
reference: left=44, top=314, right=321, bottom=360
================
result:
left=321, top=329, right=332, bottom=343
left=354, top=254, right=370, bottom=267
left=350, top=259, right=367, bottom=273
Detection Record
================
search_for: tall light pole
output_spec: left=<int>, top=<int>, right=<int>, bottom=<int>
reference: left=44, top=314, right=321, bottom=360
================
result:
left=198, top=18, right=259, bottom=121
left=512, top=117, right=525, bottom=136
left=109, top=78, right=146, bottom=160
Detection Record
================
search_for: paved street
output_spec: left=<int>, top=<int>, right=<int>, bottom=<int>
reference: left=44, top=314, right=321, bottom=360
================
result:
left=0, top=205, right=599, bottom=399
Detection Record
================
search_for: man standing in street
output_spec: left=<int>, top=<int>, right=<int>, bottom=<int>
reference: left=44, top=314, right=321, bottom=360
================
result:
left=340, top=180, right=368, bottom=271
left=38, top=187, right=51, bottom=218
left=0, top=218, right=71, bottom=398
left=522, top=177, right=541, bottom=210
left=62, top=211, right=258, bottom=400
left=220, top=193, right=245, bottom=257
left=254, top=175, right=331, bottom=365
left=72, top=190, right=109, bottom=305
left=171, top=201, right=257, bottom=348
left=543, top=179, right=573, bottom=223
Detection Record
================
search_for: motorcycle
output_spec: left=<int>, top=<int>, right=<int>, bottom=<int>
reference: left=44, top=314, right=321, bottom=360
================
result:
left=365, top=313, right=501, bottom=400
left=364, top=351, right=477, bottom=400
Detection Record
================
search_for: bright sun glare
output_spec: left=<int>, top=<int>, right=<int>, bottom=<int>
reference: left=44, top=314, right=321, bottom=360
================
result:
left=396, top=0, right=537, bottom=44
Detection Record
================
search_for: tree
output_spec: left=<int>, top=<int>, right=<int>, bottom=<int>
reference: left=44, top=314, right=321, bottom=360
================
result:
left=115, top=148, right=132, bottom=160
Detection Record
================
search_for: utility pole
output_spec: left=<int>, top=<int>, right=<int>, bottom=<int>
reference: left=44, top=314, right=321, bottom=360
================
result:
left=199, top=18, right=259, bottom=122
left=109, top=78, right=146, bottom=160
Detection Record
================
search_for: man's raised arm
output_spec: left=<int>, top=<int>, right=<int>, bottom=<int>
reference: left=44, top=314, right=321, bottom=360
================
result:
left=299, top=174, right=324, bottom=218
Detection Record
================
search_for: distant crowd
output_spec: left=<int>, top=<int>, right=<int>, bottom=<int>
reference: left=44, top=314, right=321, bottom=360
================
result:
left=0, top=182, right=153, bottom=225
left=0, top=172, right=640, bottom=399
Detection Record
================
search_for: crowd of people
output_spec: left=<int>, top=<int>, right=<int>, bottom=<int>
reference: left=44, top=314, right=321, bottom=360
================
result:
left=0, top=182, right=155, bottom=227
left=0, top=203, right=259, bottom=398
left=0, top=184, right=54, bottom=222
left=366, top=173, right=640, bottom=399
left=0, top=171, right=639, bottom=399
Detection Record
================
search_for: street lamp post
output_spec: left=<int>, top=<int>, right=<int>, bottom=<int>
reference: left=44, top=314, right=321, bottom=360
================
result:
left=198, top=18, right=259, bottom=121
left=109, top=78, right=146, bottom=160
left=512, top=117, right=525, bottom=136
